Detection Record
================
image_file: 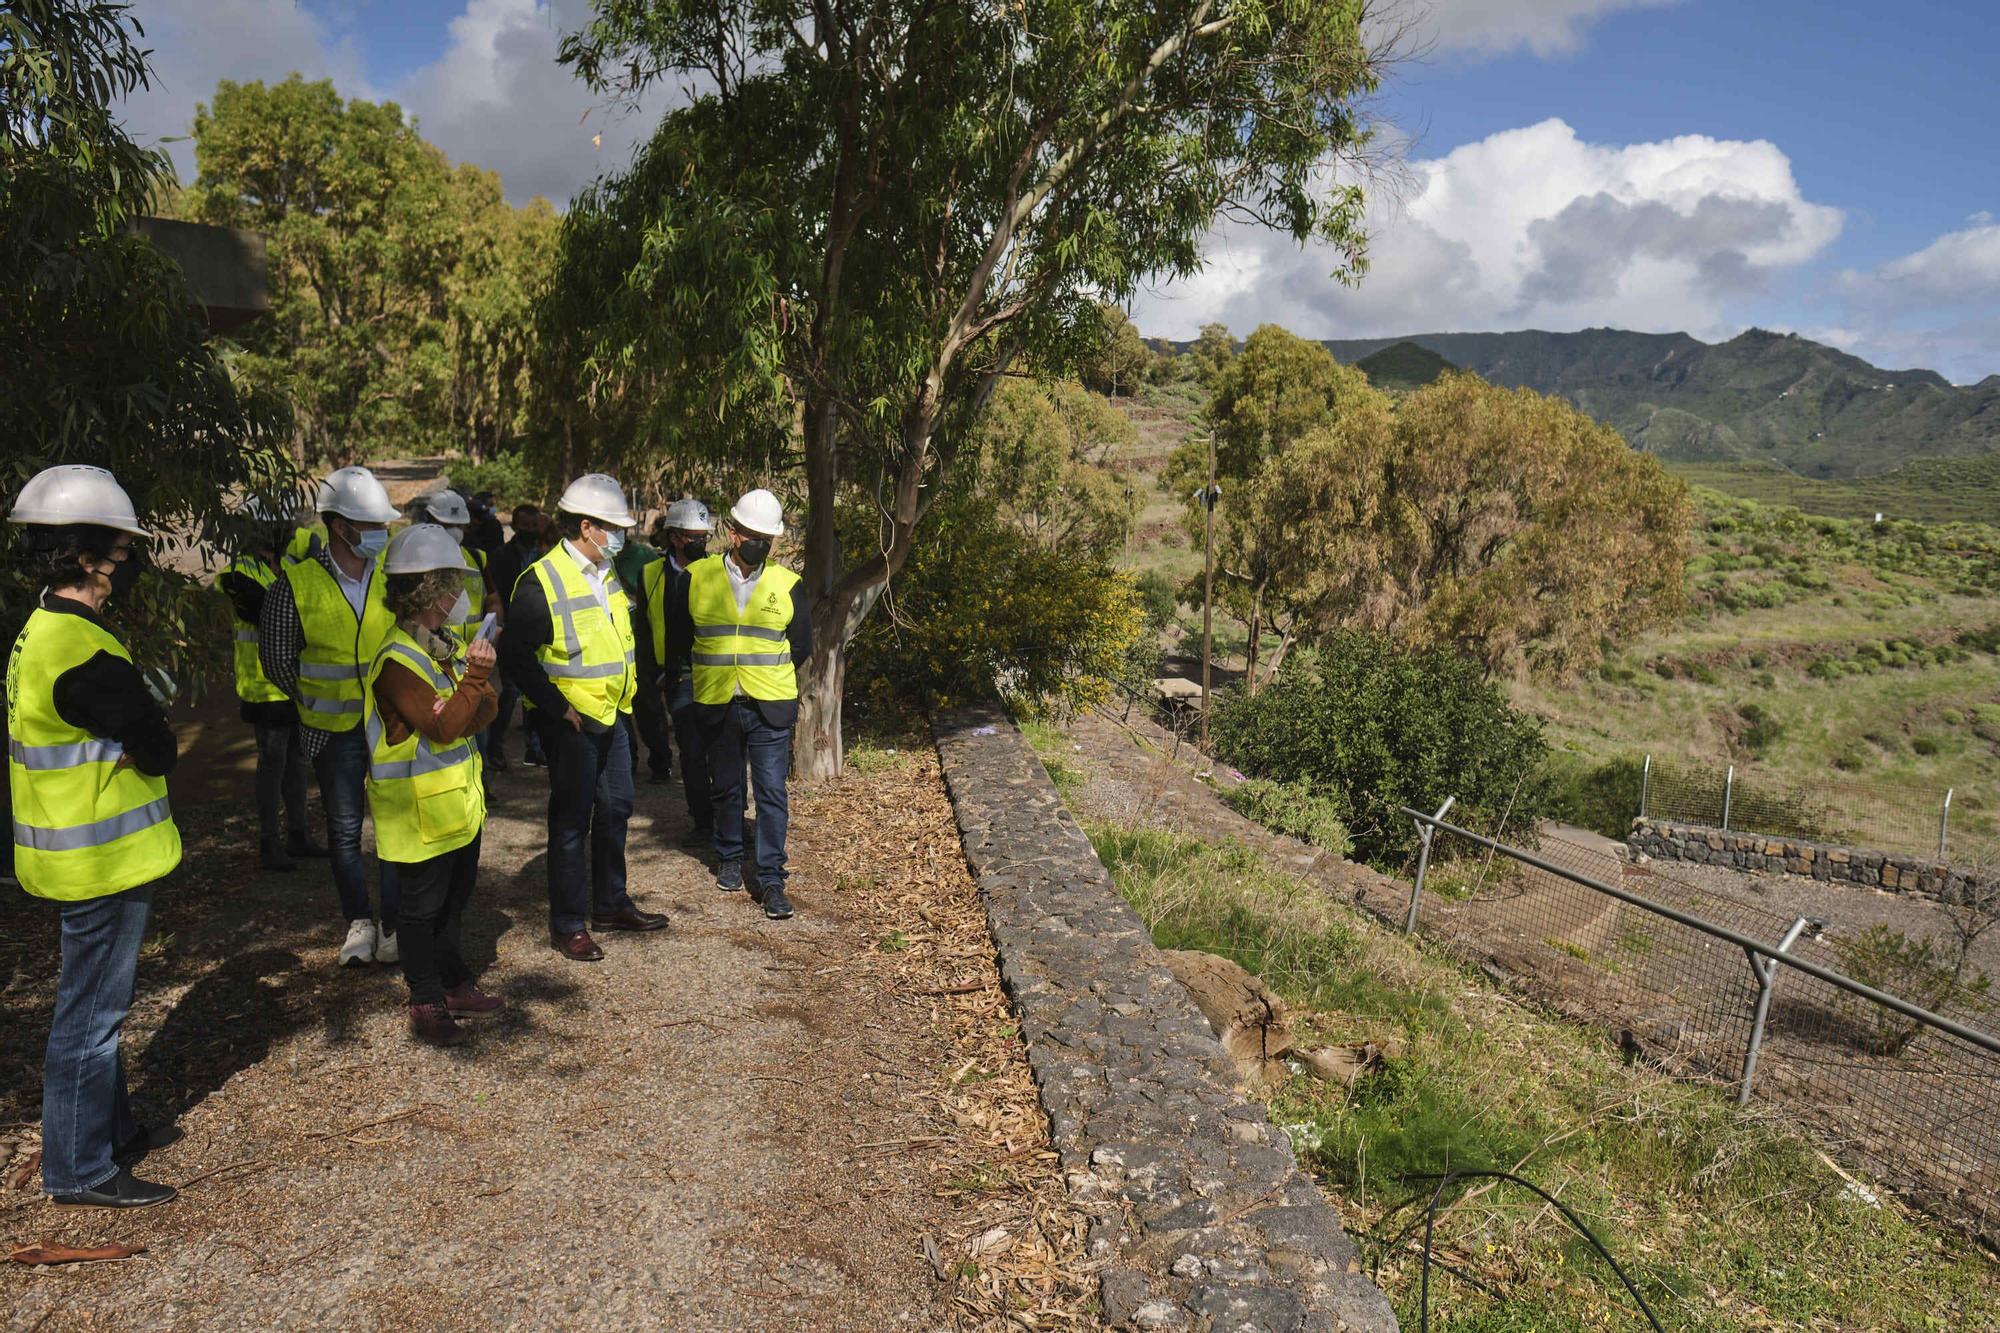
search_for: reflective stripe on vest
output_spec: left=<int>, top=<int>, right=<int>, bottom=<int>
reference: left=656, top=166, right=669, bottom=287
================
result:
left=225, top=556, right=286, bottom=704
left=528, top=549, right=636, bottom=725
left=363, top=631, right=484, bottom=863
left=6, top=607, right=182, bottom=900
left=686, top=556, right=800, bottom=705
left=286, top=555, right=394, bottom=732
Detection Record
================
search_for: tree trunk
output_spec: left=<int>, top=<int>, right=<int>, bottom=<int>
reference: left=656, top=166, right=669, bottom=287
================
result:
left=1245, top=588, right=1264, bottom=697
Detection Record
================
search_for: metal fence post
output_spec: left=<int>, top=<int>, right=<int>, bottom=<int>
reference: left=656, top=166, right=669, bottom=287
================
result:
left=1405, top=796, right=1457, bottom=935
left=1639, top=754, right=1651, bottom=821
left=1939, top=788, right=1954, bottom=861
left=1739, top=916, right=1816, bottom=1105
left=1722, top=764, right=1734, bottom=832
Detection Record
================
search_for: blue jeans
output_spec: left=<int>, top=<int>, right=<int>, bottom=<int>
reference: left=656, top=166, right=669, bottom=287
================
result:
left=42, top=885, right=154, bottom=1195
left=312, top=727, right=400, bottom=929
left=707, top=700, right=791, bottom=887
left=535, top=711, right=636, bottom=934
left=252, top=720, right=309, bottom=842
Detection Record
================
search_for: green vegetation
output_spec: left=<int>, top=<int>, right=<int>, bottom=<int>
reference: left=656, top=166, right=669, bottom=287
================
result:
left=1541, top=753, right=1646, bottom=839
left=1210, top=634, right=1549, bottom=864
left=1074, top=796, right=2000, bottom=1330
left=1669, top=457, right=2000, bottom=527
left=1354, top=339, right=1456, bottom=391
left=1220, top=779, right=1354, bottom=857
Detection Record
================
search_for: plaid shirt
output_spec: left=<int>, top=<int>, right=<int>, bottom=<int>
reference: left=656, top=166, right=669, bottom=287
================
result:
left=258, top=545, right=369, bottom=762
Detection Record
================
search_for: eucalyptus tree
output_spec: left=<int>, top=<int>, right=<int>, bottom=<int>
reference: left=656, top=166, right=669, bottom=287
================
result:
left=545, top=0, right=1385, bottom=775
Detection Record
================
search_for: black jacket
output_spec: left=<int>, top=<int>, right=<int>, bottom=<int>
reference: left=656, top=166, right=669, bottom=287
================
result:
left=661, top=559, right=812, bottom=729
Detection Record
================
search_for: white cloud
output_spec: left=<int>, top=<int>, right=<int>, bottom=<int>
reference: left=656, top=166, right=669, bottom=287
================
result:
left=1400, top=0, right=1678, bottom=58
left=1131, top=118, right=1844, bottom=347
left=1827, top=219, right=2000, bottom=381
left=1848, top=219, right=2000, bottom=307
left=118, top=0, right=666, bottom=204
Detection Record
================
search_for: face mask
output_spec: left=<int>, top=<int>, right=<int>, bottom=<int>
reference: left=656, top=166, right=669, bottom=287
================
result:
left=353, top=527, right=389, bottom=559
left=445, top=526, right=466, bottom=545
left=99, top=551, right=143, bottom=598
left=601, top=528, right=626, bottom=557
left=446, top=591, right=471, bottom=626
left=679, top=538, right=708, bottom=563
left=736, top=537, right=772, bottom=568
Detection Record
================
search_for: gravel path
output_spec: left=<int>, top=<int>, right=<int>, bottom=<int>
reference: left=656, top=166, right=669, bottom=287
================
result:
left=2, top=727, right=1089, bottom=1331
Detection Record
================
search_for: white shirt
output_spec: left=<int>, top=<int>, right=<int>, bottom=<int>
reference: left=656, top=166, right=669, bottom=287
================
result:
left=562, top=539, right=611, bottom=613
left=333, top=554, right=373, bottom=619
left=725, top=553, right=762, bottom=612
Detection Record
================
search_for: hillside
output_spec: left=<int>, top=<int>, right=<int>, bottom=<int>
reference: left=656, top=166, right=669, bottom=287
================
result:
left=1352, top=339, right=1454, bottom=390
left=1313, top=327, right=2000, bottom=480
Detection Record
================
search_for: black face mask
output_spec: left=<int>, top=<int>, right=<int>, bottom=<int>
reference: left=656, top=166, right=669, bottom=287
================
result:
left=100, top=549, right=145, bottom=598
left=736, top=537, right=771, bottom=568
left=679, top=538, right=708, bottom=563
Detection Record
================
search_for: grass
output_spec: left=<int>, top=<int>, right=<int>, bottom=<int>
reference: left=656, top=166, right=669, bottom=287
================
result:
left=1668, top=457, right=2000, bottom=527
left=1020, top=717, right=1088, bottom=803
left=1076, top=806, right=2000, bottom=1330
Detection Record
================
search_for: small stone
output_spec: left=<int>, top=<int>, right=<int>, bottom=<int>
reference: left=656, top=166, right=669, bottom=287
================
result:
left=1171, top=1253, right=1207, bottom=1279
left=1132, top=1299, right=1189, bottom=1330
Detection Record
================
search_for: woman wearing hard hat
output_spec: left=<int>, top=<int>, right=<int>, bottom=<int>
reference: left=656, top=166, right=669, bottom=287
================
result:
left=7, top=466, right=183, bottom=1207
left=364, top=525, right=502, bottom=1045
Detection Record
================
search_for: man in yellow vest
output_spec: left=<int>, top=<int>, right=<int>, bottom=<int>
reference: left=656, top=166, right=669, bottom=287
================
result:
left=7, top=466, right=183, bottom=1208
left=661, top=489, right=812, bottom=921
left=220, top=499, right=324, bottom=872
left=259, top=466, right=404, bottom=968
left=498, top=473, right=668, bottom=961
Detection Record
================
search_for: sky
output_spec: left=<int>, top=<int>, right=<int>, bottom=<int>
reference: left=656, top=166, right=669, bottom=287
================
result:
left=116, top=0, right=2000, bottom=382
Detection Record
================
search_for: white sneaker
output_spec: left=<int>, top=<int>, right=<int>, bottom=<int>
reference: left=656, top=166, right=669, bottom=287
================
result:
left=374, top=929, right=400, bottom=965
left=338, top=918, right=378, bottom=968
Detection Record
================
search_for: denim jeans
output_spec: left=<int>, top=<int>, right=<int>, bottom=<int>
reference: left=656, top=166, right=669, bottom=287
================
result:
left=669, top=678, right=713, bottom=833
left=390, top=835, right=480, bottom=1006
left=312, top=726, right=401, bottom=929
left=707, top=700, right=791, bottom=887
left=252, top=720, right=309, bottom=843
left=534, top=711, right=635, bottom=935
left=42, top=884, right=154, bottom=1195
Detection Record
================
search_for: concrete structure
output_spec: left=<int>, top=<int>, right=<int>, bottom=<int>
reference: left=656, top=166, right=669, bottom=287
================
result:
left=138, top=217, right=268, bottom=333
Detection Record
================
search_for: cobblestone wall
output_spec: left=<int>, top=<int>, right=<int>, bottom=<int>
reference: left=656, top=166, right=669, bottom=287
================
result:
left=1628, top=817, right=1986, bottom=904
left=934, top=705, right=1397, bottom=1333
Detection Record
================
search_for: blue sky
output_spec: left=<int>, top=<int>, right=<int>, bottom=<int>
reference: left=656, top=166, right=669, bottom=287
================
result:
left=121, top=0, right=2000, bottom=380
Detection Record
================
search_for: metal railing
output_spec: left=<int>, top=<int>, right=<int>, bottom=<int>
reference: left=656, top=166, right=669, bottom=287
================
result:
left=1400, top=802, right=2000, bottom=1228
left=1640, top=753, right=1961, bottom=862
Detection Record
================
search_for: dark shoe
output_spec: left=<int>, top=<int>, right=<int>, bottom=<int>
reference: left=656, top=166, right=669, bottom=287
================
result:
left=286, top=832, right=331, bottom=859
left=443, top=982, right=505, bottom=1018
left=680, top=825, right=712, bottom=850
left=716, top=860, right=744, bottom=892
left=595, top=904, right=669, bottom=932
left=488, top=752, right=511, bottom=773
left=52, top=1167, right=177, bottom=1209
left=113, top=1122, right=183, bottom=1169
left=648, top=769, right=673, bottom=784
left=551, top=930, right=605, bottom=962
left=260, top=837, right=296, bottom=872
left=762, top=885, right=795, bottom=920
left=522, top=746, right=547, bottom=768
left=409, top=1002, right=468, bottom=1046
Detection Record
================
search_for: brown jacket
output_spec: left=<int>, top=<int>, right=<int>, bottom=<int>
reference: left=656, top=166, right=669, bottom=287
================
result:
left=374, top=653, right=499, bottom=748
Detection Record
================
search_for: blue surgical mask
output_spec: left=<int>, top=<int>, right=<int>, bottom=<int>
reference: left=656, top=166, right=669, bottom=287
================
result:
left=601, top=528, right=626, bottom=557
left=354, top=528, right=389, bottom=559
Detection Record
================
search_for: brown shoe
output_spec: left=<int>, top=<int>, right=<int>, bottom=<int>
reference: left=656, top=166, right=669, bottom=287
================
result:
left=409, top=1003, right=468, bottom=1046
left=551, top=929, right=605, bottom=961
left=443, top=982, right=505, bottom=1018
left=594, top=904, right=669, bottom=932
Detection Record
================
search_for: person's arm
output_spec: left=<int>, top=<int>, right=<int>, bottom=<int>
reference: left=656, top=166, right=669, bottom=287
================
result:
left=499, top=572, right=571, bottom=720
left=374, top=657, right=500, bottom=747
left=51, top=653, right=178, bottom=777
left=787, top=581, right=813, bottom=668
left=631, top=570, right=661, bottom=687
left=662, top=569, right=694, bottom=695
left=219, top=569, right=266, bottom=625
left=258, top=572, right=303, bottom=700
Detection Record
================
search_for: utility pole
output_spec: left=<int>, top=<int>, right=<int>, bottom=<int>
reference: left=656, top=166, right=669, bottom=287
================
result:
left=1199, top=433, right=1219, bottom=753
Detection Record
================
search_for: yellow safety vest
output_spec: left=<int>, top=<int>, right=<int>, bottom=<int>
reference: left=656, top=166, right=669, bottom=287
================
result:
left=527, top=547, right=636, bottom=726
left=687, top=555, right=800, bottom=705
left=641, top=557, right=679, bottom=668
left=225, top=555, right=287, bottom=705
left=6, top=607, right=183, bottom=900
left=284, top=523, right=325, bottom=567
left=363, top=627, right=484, bottom=864
left=454, top=546, right=489, bottom=646
left=285, top=556, right=395, bottom=732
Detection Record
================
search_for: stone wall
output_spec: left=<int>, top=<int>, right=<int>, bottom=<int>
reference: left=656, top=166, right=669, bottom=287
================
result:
left=1627, top=817, right=1985, bottom=904
left=934, top=704, right=1397, bottom=1333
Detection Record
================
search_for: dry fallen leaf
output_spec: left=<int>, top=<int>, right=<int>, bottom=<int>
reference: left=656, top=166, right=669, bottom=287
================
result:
left=8, top=1241, right=146, bottom=1266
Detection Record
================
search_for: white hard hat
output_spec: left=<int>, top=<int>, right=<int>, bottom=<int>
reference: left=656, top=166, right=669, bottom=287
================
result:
left=662, top=498, right=713, bottom=532
left=8, top=465, right=148, bottom=536
left=729, top=488, right=784, bottom=538
left=556, top=473, right=636, bottom=528
left=424, top=489, right=471, bottom=525
left=318, top=466, right=399, bottom=523
left=383, top=523, right=469, bottom=574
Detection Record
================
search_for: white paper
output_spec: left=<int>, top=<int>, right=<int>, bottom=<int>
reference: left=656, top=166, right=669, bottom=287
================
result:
left=475, top=612, right=500, bottom=642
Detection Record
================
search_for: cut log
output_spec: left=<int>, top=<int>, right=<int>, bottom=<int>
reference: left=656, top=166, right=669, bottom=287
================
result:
left=1297, top=1039, right=1401, bottom=1088
left=1162, top=949, right=1295, bottom=1089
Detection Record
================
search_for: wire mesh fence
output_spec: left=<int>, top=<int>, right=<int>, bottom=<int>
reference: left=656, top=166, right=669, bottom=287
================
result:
left=1641, top=754, right=1961, bottom=863
left=1400, top=809, right=2000, bottom=1237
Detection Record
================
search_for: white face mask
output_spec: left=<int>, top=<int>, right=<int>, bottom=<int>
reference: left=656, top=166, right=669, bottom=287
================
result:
left=445, top=526, right=466, bottom=545
left=446, top=591, right=471, bottom=626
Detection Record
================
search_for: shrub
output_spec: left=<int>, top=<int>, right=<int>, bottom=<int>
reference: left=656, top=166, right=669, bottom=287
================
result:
left=1221, top=778, right=1353, bottom=856
left=1209, top=632, right=1548, bottom=866
left=1958, top=623, right=2000, bottom=654
left=1831, top=925, right=1992, bottom=1055
left=1737, top=703, right=1784, bottom=757
left=1541, top=753, right=1644, bottom=839
left=444, top=452, right=544, bottom=507
left=1913, top=736, right=1940, bottom=756
left=1833, top=744, right=1868, bottom=772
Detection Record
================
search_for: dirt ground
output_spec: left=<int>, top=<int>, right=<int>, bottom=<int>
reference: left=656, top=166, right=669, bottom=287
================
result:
left=1, top=699, right=1092, bottom=1331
